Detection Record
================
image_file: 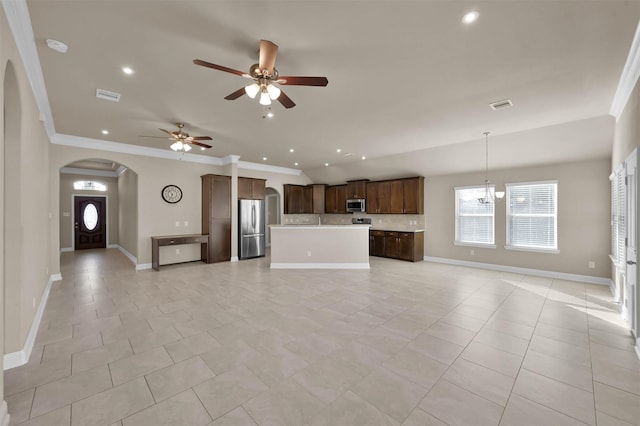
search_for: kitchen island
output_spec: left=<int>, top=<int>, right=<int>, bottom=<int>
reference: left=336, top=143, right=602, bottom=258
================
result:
left=270, top=224, right=370, bottom=269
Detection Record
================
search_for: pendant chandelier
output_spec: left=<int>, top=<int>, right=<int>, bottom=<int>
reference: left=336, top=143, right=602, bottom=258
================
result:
left=478, top=132, right=505, bottom=204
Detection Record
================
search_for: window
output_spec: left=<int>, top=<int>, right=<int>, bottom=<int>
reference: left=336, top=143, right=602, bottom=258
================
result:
left=454, top=186, right=495, bottom=247
left=506, top=181, right=558, bottom=252
left=73, top=180, right=107, bottom=191
left=610, top=167, right=626, bottom=269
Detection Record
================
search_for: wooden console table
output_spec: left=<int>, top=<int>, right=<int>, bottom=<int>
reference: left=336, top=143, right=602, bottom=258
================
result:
left=151, top=234, right=209, bottom=271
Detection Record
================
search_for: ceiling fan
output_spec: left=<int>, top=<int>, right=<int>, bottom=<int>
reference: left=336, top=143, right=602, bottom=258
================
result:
left=193, top=39, right=328, bottom=109
left=144, top=123, right=213, bottom=152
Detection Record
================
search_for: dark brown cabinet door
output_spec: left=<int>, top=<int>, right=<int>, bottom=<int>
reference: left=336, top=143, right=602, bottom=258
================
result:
left=384, top=232, right=400, bottom=258
left=336, top=185, right=347, bottom=213
left=311, top=184, right=325, bottom=214
left=402, top=178, right=424, bottom=214
left=389, top=180, right=404, bottom=214
left=377, top=181, right=391, bottom=214
left=74, top=196, right=107, bottom=250
left=347, top=180, right=367, bottom=199
left=325, top=186, right=337, bottom=213
left=251, top=179, right=265, bottom=199
left=303, top=186, right=313, bottom=213
left=202, top=174, right=231, bottom=263
left=398, top=233, right=415, bottom=260
left=237, top=177, right=252, bottom=199
left=366, top=182, right=378, bottom=213
left=369, top=231, right=386, bottom=257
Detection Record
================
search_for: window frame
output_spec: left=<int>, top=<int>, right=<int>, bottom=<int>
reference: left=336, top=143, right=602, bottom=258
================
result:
left=73, top=180, right=107, bottom=192
left=505, top=180, right=559, bottom=254
left=454, top=185, right=497, bottom=249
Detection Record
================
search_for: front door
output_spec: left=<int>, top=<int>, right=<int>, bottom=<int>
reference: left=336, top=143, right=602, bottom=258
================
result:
left=74, top=196, right=107, bottom=250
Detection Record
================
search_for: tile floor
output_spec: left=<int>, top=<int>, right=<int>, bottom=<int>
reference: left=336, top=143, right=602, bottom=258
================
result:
left=4, top=248, right=640, bottom=425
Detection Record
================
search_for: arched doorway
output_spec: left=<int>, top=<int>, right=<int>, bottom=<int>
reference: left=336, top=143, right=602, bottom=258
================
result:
left=3, top=60, right=23, bottom=356
left=59, top=159, right=139, bottom=264
left=264, top=187, right=280, bottom=247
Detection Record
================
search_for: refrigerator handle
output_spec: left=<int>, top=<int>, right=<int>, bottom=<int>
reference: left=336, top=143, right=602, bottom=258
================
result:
left=251, top=204, right=255, bottom=229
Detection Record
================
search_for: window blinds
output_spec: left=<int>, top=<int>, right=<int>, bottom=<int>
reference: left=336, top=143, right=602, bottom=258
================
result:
left=506, top=182, right=557, bottom=250
left=455, top=186, right=494, bottom=245
left=611, top=169, right=626, bottom=269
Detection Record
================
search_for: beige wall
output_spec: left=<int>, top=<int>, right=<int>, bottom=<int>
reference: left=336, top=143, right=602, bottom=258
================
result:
left=59, top=173, right=119, bottom=249
left=425, top=159, right=611, bottom=278
left=1, top=3, right=52, bottom=366
left=118, top=168, right=138, bottom=258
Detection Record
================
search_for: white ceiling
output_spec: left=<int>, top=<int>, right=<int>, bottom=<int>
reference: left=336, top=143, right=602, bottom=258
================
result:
left=23, top=1, right=640, bottom=172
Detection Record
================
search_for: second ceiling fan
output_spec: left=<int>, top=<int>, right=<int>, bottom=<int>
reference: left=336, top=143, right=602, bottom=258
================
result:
left=194, top=40, right=328, bottom=109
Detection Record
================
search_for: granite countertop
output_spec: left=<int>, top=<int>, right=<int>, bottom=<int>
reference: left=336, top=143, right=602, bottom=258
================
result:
left=369, top=227, right=424, bottom=232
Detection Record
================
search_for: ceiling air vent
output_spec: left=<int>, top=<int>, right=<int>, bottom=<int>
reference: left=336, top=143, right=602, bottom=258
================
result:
left=489, top=99, right=513, bottom=110
left=96, top=88, right=121, bottom=103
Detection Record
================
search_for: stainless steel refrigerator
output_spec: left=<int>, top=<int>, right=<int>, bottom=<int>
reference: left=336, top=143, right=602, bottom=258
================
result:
left=238, top=199, right=265, bottom=259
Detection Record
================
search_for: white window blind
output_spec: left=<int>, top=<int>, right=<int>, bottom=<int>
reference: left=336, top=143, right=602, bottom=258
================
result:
left=610, top=168, right=626, bottom=269
left=506, top=181, right=557, bottom=251
left=455, top=186, right=495, bottom=245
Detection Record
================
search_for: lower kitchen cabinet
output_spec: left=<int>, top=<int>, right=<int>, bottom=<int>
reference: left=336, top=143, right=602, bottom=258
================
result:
left=370, top=230, right=423, bottom=262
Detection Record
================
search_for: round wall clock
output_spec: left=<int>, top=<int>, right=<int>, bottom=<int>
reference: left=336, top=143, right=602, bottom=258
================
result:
left=161, top=185, right=183, bottom=204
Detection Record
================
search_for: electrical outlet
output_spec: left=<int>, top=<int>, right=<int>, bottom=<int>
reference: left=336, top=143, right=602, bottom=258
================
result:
left=32, top=297, right=35, bottom=308
left=307, top=250, right=312, bottom=257
left=176, top=248, right=180, bottom=254
left=175, top=221, right=180, bottom=227
left=184, top=221, right=188, bottom=226
left=588, top=261, right=595, bottom=269
left=470, top=249, right=475, bottom=256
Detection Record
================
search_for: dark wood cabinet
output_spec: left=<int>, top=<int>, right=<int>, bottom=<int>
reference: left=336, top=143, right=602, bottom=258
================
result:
left=284, top=184, right=316, bottom=213
left=238, top=177, right=266, bottom=200
left=311, top=184, right=326, bottom=214
left=347, top=180, right=369, bottom=199
left=369, top=230, right=386, bottom=257
left=367, top=177, right=423, bottom=214
left=325, top=184, right=347, bottom=214
left=201, top=174, right=231, bottom=263
left=372, top=230, right=423, bottom=262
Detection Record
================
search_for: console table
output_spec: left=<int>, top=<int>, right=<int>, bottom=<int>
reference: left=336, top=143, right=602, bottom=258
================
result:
left=151, top=234, right=209, bottom=271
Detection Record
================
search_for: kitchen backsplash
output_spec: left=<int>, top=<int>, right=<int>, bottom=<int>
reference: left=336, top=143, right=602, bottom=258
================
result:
left=283, top=213, right=425, bottom=229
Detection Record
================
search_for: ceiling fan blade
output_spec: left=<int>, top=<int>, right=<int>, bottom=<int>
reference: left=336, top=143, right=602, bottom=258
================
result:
left=159, top=128, right=177, bottom=136
left=277, top=90, right=296, bottom=109
left=224, top=87, right=247, bottom=100
left=193, top=59, right=248, bottom=77
left=259, top=40, right=278, bottom=75
left=190, top=141, right=212, bottom=149
left=191, top=136, right=213, bottom=141
left=278, top=76, right=329, bottom=86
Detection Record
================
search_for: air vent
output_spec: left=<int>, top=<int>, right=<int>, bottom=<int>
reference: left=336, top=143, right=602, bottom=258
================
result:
left=489, top=99, right=513, bottom=110
left=96, top=89, right=121, bottom=103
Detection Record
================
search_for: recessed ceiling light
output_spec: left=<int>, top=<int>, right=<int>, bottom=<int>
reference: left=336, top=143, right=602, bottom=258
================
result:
left=46, top=39, right=68, bottom=53
left=462, top=11, right=479, bottom=24
left=294, top=162, right=299, bottom=166
left=101, top=129, right=109, bottom=135
left=121, top=66, right=134, bottom=75
left=336, top=149, right=341, bottom=153
left=289, top=148, right=294, bottom=153
left=325, top=163, right=329, bottom=167
left=266, top=112, right=274, bottom=118
left=200, top=147, right=206, bottom=151
left=262, top=157, right=267, bottom=161
left=362, top=156, right=366, bottom=160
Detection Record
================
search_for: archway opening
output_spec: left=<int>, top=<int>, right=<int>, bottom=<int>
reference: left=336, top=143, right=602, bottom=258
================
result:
left=264, top=187, right=280, bottom=247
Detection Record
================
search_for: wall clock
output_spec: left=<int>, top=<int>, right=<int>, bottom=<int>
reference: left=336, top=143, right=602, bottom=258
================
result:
left=161, top=185, right=183, bottom=204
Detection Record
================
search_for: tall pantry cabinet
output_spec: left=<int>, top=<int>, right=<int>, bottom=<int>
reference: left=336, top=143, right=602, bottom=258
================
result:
left=201, top=174, right=231, bottom=263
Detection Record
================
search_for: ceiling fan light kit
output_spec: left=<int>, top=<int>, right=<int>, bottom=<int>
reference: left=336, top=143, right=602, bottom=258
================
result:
left=194, top=39, right=328, bottom=109
left=478, top=132, right=505, bottom=204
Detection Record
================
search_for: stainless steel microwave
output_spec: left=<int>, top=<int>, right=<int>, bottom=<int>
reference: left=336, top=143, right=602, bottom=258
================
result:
left=346, top=199, right=366, bottom=213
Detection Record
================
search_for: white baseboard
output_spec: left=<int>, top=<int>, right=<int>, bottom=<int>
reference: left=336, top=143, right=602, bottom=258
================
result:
left=3, top=273, right=59, bottom=370
left=107, top=244, right=118, bottom=249
left=231, top=256, right=239, bottom=262
left=60, top=247, right=73, bottom=253
left=136, top=263, right=152, bottom=271
left=270, top=262, right=370, bottom=270
left=635, top=339, right=640, bottom=360
left=115, top=244, right=137, bottom=266
left=423, top=256, right=612, bottom=286
left=0, top=400, right=9, bottom=426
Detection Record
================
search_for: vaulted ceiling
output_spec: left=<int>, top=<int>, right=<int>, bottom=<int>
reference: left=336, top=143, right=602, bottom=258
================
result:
left=24, top=1, right=640, bottom=172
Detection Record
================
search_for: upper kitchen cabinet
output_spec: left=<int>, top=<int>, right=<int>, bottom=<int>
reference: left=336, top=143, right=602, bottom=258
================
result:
left=347, top=180, right=369, bottom=199
left=325, top=184, right=347, bottom=214
left=311, top=184, right=326, bottom=214
left=284, top=184, right=315, bottom=214
left=238, top=177, right=266, bottom=200
left=367, top=181, right=391, bottom=214
left=368, top=177, right=423, bottom=214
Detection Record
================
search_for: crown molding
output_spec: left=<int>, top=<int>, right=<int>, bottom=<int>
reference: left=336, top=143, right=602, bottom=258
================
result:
left=611, top=20, right=640, bottom=119
left=221, top=155, right=240, bottom=165
left=1, top=0, right=55, bottom=139
left=60, top=167, right=119, bottom=178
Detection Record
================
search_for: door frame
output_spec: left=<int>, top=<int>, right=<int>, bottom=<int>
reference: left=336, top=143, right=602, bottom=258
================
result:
left=265, top=190, right=280, bottom=248
left=626, top=149, right=639, bottom=344
left=71, top=194, right=109, bottom=250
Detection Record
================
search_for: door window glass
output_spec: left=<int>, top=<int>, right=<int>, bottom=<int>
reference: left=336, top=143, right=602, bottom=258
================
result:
left=83, top=203, right=99, bottom=230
